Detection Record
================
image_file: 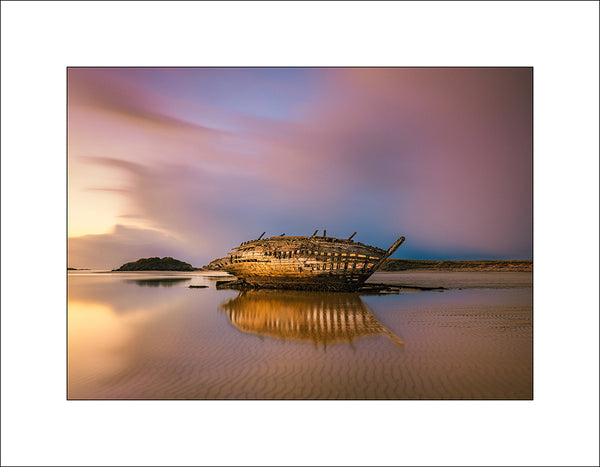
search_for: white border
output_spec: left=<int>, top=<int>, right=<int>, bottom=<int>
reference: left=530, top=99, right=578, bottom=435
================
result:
left=2, top=2, right=598, bottom=466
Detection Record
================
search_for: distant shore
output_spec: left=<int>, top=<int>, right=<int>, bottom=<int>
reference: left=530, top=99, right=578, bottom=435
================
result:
left=69, top=259, right=532, bottom=273
left=379, top=259, right=532, bottom=272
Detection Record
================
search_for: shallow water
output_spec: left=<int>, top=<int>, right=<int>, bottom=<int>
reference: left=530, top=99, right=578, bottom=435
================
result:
left=67, top=270, right=532, bottom=399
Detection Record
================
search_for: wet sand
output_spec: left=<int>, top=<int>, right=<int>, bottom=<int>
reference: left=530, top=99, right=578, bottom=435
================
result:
left=68, top=270, right=532, bottom=399
left=369, top=270, right=533, bottom=289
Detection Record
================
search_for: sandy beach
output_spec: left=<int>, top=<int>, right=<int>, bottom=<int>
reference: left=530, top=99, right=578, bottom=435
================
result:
left=68, top=270, right=532, bottom=399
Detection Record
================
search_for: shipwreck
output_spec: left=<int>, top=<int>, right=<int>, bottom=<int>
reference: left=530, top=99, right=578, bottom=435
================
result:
left=212, top=231, right=405, bottom=291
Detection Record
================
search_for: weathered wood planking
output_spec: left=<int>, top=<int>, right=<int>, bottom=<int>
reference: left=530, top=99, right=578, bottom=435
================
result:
left=217, top=234, right=405, bottom=291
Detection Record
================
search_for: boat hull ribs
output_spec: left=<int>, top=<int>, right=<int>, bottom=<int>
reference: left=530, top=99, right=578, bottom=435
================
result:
left=218, top=234, right=405, bottom=291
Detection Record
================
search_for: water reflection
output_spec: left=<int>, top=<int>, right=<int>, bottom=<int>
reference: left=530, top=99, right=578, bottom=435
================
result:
left=220, top=290, right=404, bottom=349
left=125, top=278, right=191, bottom=287
left=67, top=273, right=533, bottom=399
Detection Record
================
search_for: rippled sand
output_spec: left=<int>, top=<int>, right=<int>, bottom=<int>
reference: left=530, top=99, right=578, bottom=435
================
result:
left=68, top=271, right=532, bottom=399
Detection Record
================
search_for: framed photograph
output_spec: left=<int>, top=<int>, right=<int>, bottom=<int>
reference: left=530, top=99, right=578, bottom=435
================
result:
left=67, top=67, right=533, bottom=401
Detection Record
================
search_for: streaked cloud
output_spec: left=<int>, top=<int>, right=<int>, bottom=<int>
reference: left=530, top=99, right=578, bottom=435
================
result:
left=68, top=67, right=532, bottom=268
left=68, top=225, right=192, bottom=270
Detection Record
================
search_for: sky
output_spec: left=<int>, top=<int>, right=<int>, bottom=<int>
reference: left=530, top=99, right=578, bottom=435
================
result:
left=68, top=67, right=532, bottom=269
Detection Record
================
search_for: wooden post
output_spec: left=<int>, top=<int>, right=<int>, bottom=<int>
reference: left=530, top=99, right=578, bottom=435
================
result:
left=323, top=230, right=327, bottom=237
left=371, top=236, right=406, bottom=272
left=311, top=229, right=318, bottom=238
left=258, top=232, right=266, bottom=240
left=348, top=232, right=357, bottom=240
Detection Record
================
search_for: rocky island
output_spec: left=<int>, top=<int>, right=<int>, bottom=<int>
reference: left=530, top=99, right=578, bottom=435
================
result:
left=113, top=257, right=194, bottom=271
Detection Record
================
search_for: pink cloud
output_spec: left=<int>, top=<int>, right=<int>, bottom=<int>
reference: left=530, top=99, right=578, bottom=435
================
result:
left=68, top=68, right=532, bottom=265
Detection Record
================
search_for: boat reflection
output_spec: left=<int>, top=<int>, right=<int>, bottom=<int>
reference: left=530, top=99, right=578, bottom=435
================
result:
left=220, top=290, right=404, bottom=349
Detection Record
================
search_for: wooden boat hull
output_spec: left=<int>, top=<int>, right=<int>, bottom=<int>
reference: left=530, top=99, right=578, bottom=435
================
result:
left=218, top=234, right=405, bottom=292
left=221, top=266, right=374, bottom=291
